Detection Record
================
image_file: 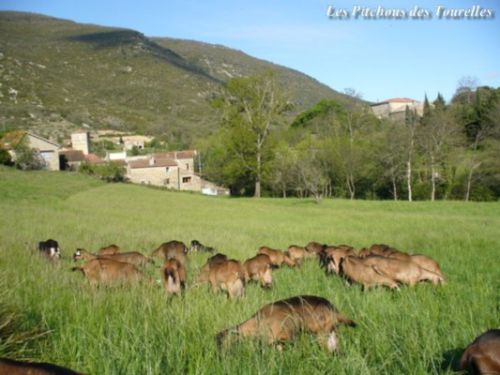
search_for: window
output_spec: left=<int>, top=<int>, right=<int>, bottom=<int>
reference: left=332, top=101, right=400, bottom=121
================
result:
left=165, top=167, right=169, bottom=172
left=182, top=177, right=191, bottom=183
left=164, top=178, right=170, bottom=185
left=186, top=163, right=189, bottom=170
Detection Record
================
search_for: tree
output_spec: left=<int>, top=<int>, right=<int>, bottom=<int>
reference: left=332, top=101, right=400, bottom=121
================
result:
left=295, top=138, right=329, bottom=203
left=218, top=72, right=289, bottom=197
left=404, top=106, right=420, bottom=201
left=418, top=94, right=462, bottom=201
left=452, top=86, right=500, bottom=200
left=289, top=96, right=377, bottom=200
left=455, top=76, right=479, bottom=105
left=79, top=161, right=125, bottom=182
left=13, top=138, right=46, bottom=170
left=378, top=119, right=407, bottom=200
left=332, top=104, right=376, bottom=200
left=267, top=141, right=298, bottom=198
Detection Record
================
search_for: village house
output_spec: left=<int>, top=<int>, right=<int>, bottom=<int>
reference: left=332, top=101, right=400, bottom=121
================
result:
left=95, top=131, right=153, bottom=151
left=1, top=128, right=228, bottom=195
left=71, top=130, right=91, bottom=155
left=59, top=149, right=86, bottom=170
left=126, top=150, right=229, bottom=195
left=120, top=135, right=153, bottom=150
left=60, top=130, right=104, bottom=169
left=370, top=97, right=424, bottom=120
left=0, top=130, right=60, bottom=170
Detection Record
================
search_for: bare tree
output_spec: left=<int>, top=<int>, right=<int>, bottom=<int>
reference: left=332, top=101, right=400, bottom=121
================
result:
left=418, top=96, right=461, bottom=201
left=337, top=88, right=368, bottom=200
left=296, top=152, right=328, bottom=203
left=456, top=76, right=479, bottom=105
left=268, top=141, right=298, bottom=198
left=379, top=119, right=406, bottom=200
left=404, top=106, right=419, bottom=202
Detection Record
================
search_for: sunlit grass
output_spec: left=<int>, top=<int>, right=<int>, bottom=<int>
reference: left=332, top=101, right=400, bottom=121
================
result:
left=0, top=167, right=498, bottom=374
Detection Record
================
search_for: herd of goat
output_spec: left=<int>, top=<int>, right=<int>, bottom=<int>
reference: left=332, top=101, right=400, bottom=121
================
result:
left=0, top=239, right=497, bottom=374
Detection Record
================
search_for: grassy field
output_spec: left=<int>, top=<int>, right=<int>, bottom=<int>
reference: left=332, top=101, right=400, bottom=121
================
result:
left=0, top=166, right=498, bottom=374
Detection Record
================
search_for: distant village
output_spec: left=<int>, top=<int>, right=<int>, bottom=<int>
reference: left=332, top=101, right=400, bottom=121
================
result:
left=0, top=128, right=230, bottom=196
left=0, top=97, right=422, bottom=197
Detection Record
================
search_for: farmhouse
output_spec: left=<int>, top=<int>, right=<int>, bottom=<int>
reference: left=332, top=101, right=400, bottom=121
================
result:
left=60, top=130, right=105, bottom=169
left=126, top=151, right=229, bottom=195
left=371, top=97, right=424, bottom=120
left=59, top=149, right=86, bottom=170
left=0, top=130, right=60, bottom=170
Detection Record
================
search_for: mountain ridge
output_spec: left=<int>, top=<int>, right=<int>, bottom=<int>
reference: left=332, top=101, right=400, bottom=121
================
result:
left=0, top=11, right=359, bottom=146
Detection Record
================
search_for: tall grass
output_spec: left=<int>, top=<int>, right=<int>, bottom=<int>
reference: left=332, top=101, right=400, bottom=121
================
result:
left=0, top=167, right=498, bottom=374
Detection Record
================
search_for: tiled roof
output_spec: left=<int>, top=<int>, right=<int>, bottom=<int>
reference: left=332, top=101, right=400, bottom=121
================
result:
left=84, top=153, right=104, bottom=164
left=154, top=150, right=196, bottom=160
left=60, top=149, right=85, bottom=162
left=175, top=150, right=197, bottom=159
left=129, top=157, right=177, bottom=169
left=386, top=97, right=416, bottom=103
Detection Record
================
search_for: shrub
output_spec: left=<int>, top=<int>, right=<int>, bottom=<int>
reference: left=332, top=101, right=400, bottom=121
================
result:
left=13, top=139, right=46, bottom=170
left=0, top=148, right=12, bottom=166
left=78, top=161, right=125, bottom=182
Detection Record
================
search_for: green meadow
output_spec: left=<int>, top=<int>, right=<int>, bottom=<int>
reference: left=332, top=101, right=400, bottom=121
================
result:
left=0, top=166, right=498, bottom=374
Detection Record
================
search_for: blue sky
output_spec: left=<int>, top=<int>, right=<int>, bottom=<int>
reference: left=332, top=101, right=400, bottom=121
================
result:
left=1, top=0, right=499, bottom=102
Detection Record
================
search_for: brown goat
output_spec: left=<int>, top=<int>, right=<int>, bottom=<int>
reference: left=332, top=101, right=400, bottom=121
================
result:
left=73, top=249, right=152, bottom=267
left=216, top=295, right=356, bottom=352
left=96, top=244, right=120, bottom=255
left=257, top=246, right=295, bottom=268
left=197, top=253, right=228, bottom=284
left=320, top=246, right=358, bottom=274
left=360, top=244, right=412, bottom=262
left=72, top=258, right=145, bottom=286
left=208, top=259, right=246, bottom=299
left=151, top=241, right=188, bottom=267
left=410, top=254, right=445, bottom=282
left=305, top=241, right=326, bottom=255
left=162, top=258, right=186, bottom=296
left=459, top=329, right=500, bottom=374
left=0, top=358, right=84, bottom=375
left=243, top=254, right=273, bottom=288
left=360, top=256, right=443, bottom=286
left=286, top=245, right=314, bottom=265
left=339, top=256, right=399, bottom=290
left=358, top=245, right=445, bottom=283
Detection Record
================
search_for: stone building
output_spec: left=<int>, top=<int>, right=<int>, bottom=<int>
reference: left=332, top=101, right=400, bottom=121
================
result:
left=371, top=97, right=424, bottom=120
left=126, top=150, right=229, bottom=195
left=0, top=130, right=60, bottom=170
left=71, top=130, right=91, bottom=155
left=121, top=135, right=153, bottom=150
left=59, top=149, right=85, bottom=170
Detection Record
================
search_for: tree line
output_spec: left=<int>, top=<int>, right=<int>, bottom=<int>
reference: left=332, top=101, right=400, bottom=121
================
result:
left=198, top=73, right=500, bottom=201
